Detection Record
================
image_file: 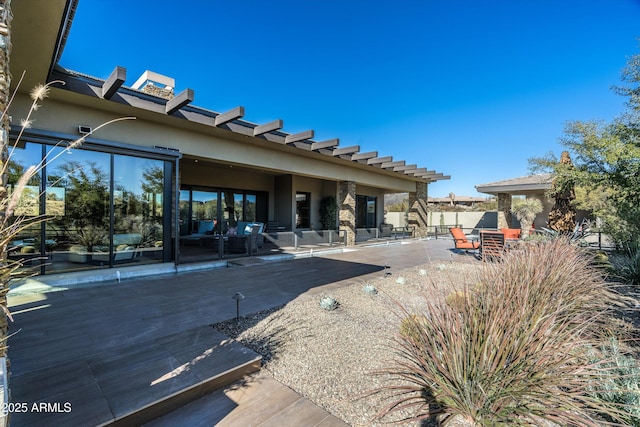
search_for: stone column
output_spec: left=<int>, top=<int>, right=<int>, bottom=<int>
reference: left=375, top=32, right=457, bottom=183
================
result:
left=338, top=181, right=356, bottom=246
left=408, top=182, right=429, bottom=238
left=0, top=0, right=12, bottom=360
left=497, top=193, right=512, bottom=229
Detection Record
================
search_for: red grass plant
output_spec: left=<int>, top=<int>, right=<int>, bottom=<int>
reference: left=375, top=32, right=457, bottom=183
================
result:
left=373, top=238, right=635, bottom=426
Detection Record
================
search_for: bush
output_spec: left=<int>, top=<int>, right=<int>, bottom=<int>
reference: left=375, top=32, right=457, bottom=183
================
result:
left=373, top=239, right=633, bottom=425
left=319, top=296, right=339, bottom=311
left=362, top=284, right=378, bottom=295
left=319, top=196, right=338, bottom=230
left=612, top=243, right=640, bottom=287
left=589, top=338, right=640, bottom=426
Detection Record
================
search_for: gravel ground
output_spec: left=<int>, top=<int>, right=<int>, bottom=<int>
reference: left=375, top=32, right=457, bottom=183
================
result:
left=212, top=251, right=640, bottom=427
left=213, top=260, right=481, bottom=427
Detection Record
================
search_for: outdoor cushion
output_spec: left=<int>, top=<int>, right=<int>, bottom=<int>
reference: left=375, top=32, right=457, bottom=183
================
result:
left=501, top=228, right=521, bottom=239
left=449, top=227, right=480, bottom=250
left=197, top=220, right=214, bottom=234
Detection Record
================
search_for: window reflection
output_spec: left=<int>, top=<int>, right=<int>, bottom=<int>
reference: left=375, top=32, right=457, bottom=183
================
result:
left=114, top=155, right=165, bottom=264
left=6, top=142, right=43, bottom=268
left=6, top=141, right=169, bottom=274
left=47, top=147, right=110, bottom=268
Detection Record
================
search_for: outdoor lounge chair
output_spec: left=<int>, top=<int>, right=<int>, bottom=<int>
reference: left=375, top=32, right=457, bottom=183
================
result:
left=449, top=227, right=480, bottom=252
left=480, top=230, right=506, bottom=261
left=500, top=228, right=521, bottom=240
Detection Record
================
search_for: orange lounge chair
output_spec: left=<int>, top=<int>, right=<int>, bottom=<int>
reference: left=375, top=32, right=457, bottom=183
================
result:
left=449, top=227, right=480, bottom=252
left=501, top=228, right=521, bottom=240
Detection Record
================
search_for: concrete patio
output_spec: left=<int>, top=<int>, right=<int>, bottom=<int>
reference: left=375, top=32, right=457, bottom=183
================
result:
left=7, top=238, right=470, bottom=426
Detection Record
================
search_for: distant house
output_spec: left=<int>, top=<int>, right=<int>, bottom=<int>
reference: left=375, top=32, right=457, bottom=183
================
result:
left=476, top=174, right=553, bottom=229
left=6, top=1, right=449, bottom=276
left=428, top=196, right=491, bottom=207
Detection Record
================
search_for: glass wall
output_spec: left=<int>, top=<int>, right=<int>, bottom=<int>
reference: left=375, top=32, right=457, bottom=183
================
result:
left=296, top=192, right=310, bottom=228
left=6, top=142, right=44, bottom=271
left=178, top=187, right=267, bottom=260
left=113, top=155, right=165, bottom=265
left=7, top=140, right=172, bottom=274
left=356, top=195, right=377, bottom=228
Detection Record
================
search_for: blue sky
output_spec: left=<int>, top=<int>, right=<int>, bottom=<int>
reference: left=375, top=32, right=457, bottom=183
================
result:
left=59, top=0, right=640, bottom=197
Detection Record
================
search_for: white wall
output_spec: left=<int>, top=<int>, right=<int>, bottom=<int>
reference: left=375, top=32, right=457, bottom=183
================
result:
left=385, top=211, right=499, bottom=231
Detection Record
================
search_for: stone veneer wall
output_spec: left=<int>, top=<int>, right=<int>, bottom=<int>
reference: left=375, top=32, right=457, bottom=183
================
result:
left=0, top=3, right=11, bottom=425
left=0, top=0, right=12, bottom=360
left=408, top=182, right=429, bottom=238
left=497, top=193, right=512, bottom=229
left=140, top=82, right=174, bottom=100
left=338, top=181, right=356, bottom=246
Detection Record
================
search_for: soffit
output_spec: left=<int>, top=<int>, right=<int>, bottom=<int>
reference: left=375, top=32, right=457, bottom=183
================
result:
left=475, top=174, right=553, bottom=195
left=9, top=0, right=74, bottom=90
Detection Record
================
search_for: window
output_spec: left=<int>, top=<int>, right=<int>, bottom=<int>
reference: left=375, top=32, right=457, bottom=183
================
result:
left=356, top=195, right=377, bottom=228
left=296, top=192, right=310, bottom=228
left=7, top=140, right=172, bottom=274
left=179, top=188, right=266, bottom=235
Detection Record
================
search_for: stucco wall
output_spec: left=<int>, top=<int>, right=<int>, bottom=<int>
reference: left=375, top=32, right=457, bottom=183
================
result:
left=12, top=93, right=421, bottom=193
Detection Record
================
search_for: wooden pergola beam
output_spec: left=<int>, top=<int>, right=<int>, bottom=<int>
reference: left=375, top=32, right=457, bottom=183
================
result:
left=166, top=88, right=194, bottom=115
left=367, top=156, right=392, bottom=165
left=285, top=130, right=314, bottom=144
left=416, top=171, right=442, bottom=178
left=393, top=164, right=417, bottom=172
left=424, top=174, right=450, bottom=182
left=406, top=168, right=427, bottom=175
left=215, top=106, right=245, bottom=127
left=351, top=151, right=378, bottom=161
left=332, top=145, right=359, bottom=156
left=310, top=138, right=339, bottom=151
left=381, top=160, right=405, bottom=169
left=253, top=119, right=283, bottom=136
left=102, top=66, right=126, bottom=99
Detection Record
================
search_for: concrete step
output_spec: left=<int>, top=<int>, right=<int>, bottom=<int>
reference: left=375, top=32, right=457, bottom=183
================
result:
left=143, top=372, right=349, bottom=427
left=9, top=326, right=261, bottom=427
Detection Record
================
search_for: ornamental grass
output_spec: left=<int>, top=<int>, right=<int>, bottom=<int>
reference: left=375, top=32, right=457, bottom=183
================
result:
left=373, top=238, right=636, bottom=426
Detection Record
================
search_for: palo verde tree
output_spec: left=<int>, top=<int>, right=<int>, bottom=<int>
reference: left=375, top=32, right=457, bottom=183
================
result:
left=530, top=47, right=640, bottom=250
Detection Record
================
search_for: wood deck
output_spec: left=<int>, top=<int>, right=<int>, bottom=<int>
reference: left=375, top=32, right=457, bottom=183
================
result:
left=7, top=238, right=464, bottom=426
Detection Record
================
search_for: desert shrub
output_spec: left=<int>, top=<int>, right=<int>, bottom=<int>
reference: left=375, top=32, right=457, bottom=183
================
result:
left=398, top=314, right=427, bottom=343
left=444, top=290, right=466, bottom=312
left=589, top=337, right=640, bottom=426
left=319, top=296, right=339, bottom=311
left=362, top=284, right=378, bottom=295
left=373, top=238, right=633, bottom=426
left=611, top=243, right=640, bottom=287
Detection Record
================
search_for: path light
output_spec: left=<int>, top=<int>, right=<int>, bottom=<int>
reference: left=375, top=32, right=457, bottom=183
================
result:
left=232, top=292, right=245, bottom=321
left=384, top=264, right=391, bottom=277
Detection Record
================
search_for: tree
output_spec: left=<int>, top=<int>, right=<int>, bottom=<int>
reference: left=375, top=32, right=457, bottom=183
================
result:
left=511, top=198, right=543, bottom=239
left=530, top=47, right=640, bottom=249
left=547, top=151, right=576, bottom=233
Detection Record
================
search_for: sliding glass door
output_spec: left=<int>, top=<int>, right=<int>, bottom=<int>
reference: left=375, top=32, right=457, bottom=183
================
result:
left=7, top=140, right=173, bottom=274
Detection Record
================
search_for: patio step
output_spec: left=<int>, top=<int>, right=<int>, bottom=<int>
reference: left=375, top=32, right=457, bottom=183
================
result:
left=9, top=325, right=262, bottom=427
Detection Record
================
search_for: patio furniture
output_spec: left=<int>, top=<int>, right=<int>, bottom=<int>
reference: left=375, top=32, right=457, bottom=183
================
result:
left=449, top=227, right=480, bottom=252
left=227, top=224, right=262, bottom=254
left=501, top=228, right=521, bottom=240
left=480, top=230, right=506, bottom=261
